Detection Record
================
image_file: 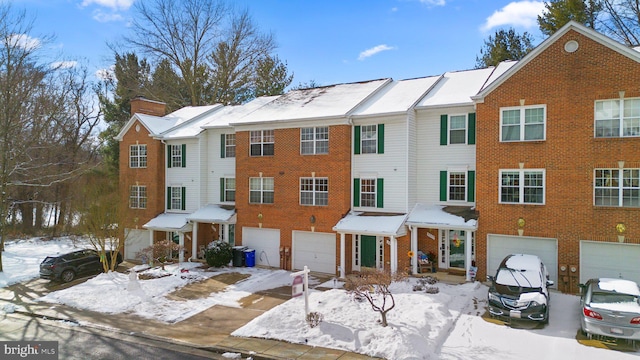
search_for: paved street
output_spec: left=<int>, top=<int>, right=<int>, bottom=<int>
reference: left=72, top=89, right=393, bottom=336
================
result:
left=0, top=312, right=226, bottom=360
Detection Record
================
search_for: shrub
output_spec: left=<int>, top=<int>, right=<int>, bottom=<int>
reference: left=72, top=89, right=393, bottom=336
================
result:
left=306, top=311, right=323, bottom=328
left=204, top=240, right=233, bottom=267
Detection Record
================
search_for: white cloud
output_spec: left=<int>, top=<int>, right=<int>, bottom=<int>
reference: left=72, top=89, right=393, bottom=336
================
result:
left=358, top=44, right=396, bottom=61
left=419, top=0, right=446, bottom=5
left=81, top=0, right=134, bottom=11
left=92, top=9, right=124, bottom=23
left=7, top=34, right=41, bottom=51
left=95, top=66, right=115, bottom=81
left=481, top=1, right=545, bottom=32
left=51, top=61, right=77, bottom=69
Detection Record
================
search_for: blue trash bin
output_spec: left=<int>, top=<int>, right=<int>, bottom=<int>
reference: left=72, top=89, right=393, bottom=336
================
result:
left=244, top=248, right=256, bottom=267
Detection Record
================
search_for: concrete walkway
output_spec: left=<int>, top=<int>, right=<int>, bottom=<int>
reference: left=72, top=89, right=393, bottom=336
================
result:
left=0, top=265, right=380, bottom=360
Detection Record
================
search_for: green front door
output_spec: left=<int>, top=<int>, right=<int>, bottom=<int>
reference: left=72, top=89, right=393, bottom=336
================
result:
left=361, top=235, right=377, bottom=268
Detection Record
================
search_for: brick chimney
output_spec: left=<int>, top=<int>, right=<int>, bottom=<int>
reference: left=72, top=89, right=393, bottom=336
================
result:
left=130, top=97, right=166, bottom=117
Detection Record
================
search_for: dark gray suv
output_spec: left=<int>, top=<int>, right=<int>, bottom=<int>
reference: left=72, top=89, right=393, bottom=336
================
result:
left=40, top=249, right=123, bottom=283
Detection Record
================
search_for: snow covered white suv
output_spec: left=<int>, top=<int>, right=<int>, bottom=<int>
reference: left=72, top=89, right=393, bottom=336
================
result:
left=487, top=254, right=554, bottom=323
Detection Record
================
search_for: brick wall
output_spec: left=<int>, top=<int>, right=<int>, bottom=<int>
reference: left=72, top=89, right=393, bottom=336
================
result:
left=119, top=120, right=166, bottom=235
left=130, top=98, right=166, bottom=117
left=234, top=125, right=352, bottom=272
left=475, top=29, right=640, bottom=282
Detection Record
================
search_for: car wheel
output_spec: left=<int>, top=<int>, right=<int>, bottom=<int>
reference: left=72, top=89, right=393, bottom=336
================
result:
left=61, top=269, right=75, bottom=283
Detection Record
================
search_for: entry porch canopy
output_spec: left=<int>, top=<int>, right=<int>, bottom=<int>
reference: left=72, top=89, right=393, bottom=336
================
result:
left=143, top=212, right=193, bottom=263
left=405, top=204, right=478, bottom=280
left=186, top=204, right=236, bottom=261
left=333, top=212, right=408, bottom=278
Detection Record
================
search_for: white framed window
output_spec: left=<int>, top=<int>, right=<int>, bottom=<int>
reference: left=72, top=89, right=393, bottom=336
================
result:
left=222, top=178, right=235, bottom=202
left=360, top=178, right=376, bottom=207
left=250, top=130, right=274, bottom=156
left=595, top=98, right=640, bottom=137
left=448, top=172, right=466, bottom=201
left=499, top=169, right=545, bottom=204
left=168, top=144, right=185, bottom=168
left=249, top=177, right=274, bottom=204
left=129, top=185, right=147, bottom=209
left=129, top=144, right=147, bottom=168
left=168, top=186, right=185, bottom=210
left=224, top=134, right=236, bottom=158
left=300, top=177, right=328, bottom=206
left=595, top=168, right=640, bottom=207
left=449, top=115, right=467, bottom=144
left=500, top=105, right=546, bottom=142
left=301, top=127, right=329, bottom=155
left=361, top=125, right=377, bottom=154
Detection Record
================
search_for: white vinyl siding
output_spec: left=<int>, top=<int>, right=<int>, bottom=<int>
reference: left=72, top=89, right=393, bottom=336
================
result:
left=353, top=118, right=407, bottom=212
left=166, top=140, right=200, bottom=211
left=416, top=107, right=476, bottom=205
left=207, top=129, right=235, bottom=204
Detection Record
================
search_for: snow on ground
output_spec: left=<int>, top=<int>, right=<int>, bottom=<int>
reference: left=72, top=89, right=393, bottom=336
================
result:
left=1, top=237, right=640, bottom=359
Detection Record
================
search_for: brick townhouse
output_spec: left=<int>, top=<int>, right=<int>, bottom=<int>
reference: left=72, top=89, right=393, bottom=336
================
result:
left=117, top=21, right=640, bottom=291
left=473, top=21, right=640, bottom=292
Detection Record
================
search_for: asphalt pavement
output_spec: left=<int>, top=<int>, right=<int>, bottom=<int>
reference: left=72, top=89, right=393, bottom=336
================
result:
left=0, top=263, right=379, bottom=360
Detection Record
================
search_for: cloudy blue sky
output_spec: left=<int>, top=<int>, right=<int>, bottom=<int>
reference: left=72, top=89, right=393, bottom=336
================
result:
left=17, top=0, right=548, bottom=86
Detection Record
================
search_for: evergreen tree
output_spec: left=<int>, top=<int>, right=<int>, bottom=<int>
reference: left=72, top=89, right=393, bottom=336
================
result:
left=253, top=55, right=293, bottom=98
left=538, top=0, right=602, bottom=36
left=475, top=28, right=535, bottom=68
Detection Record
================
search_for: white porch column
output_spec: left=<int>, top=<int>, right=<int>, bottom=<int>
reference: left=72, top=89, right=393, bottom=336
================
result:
left=390, top=236, right=397, bottom=273
left=340, top=233, right=346, bottom=279
left=410, top=226, right=418, bottom=274
left=178, top=232, right=185, bottom=263
left=465, top=230, right=473, bottom=281
left=191, top=221, right=198, bottom=261
left=148, top=230, right=154, bottom=247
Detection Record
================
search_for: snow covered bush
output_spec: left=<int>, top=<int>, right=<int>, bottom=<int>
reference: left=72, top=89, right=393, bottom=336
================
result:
left=306, top=311, right=323, bottom=328
left=204, top=240, right=232, bottom=267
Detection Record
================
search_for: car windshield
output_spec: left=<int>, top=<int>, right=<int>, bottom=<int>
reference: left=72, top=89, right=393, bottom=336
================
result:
left=42, top=256, right=58, bottom=264
left=591, top=292, right=639, bottom=304
left=495, top=268, right=543, bottom=288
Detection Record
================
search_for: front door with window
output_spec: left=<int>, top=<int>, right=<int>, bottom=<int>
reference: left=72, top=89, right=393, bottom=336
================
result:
left=439, top=230, right=470, bottom=270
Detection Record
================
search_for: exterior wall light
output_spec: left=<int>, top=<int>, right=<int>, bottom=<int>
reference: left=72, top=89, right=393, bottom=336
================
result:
left=310, top=215, right=316, bottom=232
left=616, top=223, right=626, bottom=243
left=517, top=217, right=525, bottom=236
left=258, top=213, right=263, bottom=228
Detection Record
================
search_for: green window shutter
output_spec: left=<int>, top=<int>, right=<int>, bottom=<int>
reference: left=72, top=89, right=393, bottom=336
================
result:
left=220, top=178, right=225, bottom=202
left=377, top=124, right=384, bottom=154
left=181, top=187, right=186, bottom=210
left=468, top=171, right=475, bottom=202
left=440, top=115, right=448, bottom=145
left=220, top=134, right=226, bottom=158
left=440, top=171, right=447, bottom=201
left=376, top=178, right=384, bottom=208
left=353, top=178, right=360, bottom=207
left=167, top=187, right=171, bottom=209
left=167, top=145, right=172, bottom=168
left=468, top=113, right=476, bottom=145
left=181, top=144, right=186, bottom=167
left=354, top=126, right=361, bottom=154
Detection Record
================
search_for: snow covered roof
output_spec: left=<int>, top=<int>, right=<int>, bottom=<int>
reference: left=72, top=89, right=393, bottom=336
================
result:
left=143, top=213, right=193, bottom=232
left=201, top=96, right=280, bottom=129
left=597, top=278, right=640, bottom=296
left=186, top=204, right=236, bottom=223
left=405, top=204, right=477, bottom=230
left=417, top=65, right=511, bottom=108
left=351, top=76, right=441, bottom=117
left=230, top=79, right=391, bottom=125
left=333, top=212, right=407, bottom=237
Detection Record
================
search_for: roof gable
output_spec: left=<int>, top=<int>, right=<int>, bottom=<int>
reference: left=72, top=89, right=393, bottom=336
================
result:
left=474, top=21, right=640, bottom=101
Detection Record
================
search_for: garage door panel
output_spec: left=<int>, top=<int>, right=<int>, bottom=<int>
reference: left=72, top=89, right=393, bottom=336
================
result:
left=124, top=229, right=149, bottom=261
left=487, top=234, right=558, bottom=287
left=293, top=231, right=336, bottom=274
left=580, top=241, right=640, bottom=284
left=242, top=227, right=280, bottom=268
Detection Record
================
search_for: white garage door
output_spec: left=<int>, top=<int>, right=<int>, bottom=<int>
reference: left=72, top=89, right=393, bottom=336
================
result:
left=292, top=231, right=336, bottom=274
left=242, top=227, right=281, bottom=268
left=124, top=229, right=150, bottom=261
left=487, top=234, right=558, bottom=287
left=580, top=241, right=640, bottom=284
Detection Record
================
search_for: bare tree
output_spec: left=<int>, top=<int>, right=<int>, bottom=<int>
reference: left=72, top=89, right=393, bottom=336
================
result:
left=600, top=0, right=640, bottom=46
left=345, top=269, right=407, bottom=327
left=125, top=0, right=228, bottom=106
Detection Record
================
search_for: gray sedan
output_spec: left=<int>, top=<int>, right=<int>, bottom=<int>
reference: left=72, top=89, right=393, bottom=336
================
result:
left=580, top=278, right=640, bottom=344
